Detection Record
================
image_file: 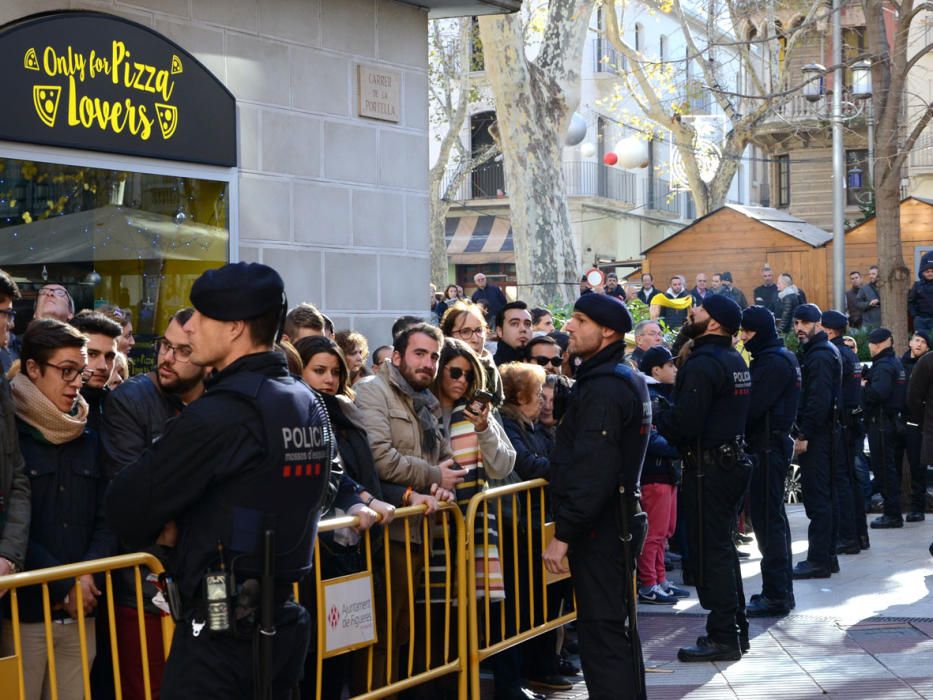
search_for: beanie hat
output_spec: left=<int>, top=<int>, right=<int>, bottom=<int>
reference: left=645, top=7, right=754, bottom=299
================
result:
left=702, top=294, right=742, bottom=333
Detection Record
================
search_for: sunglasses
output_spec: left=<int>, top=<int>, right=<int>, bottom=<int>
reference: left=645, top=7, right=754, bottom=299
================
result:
left=447, top=366, right=476, bottom=382
left=532, top=356, right=563, bottom=368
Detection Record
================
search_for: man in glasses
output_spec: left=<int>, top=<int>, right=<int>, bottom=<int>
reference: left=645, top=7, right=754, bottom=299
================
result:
left=100, top=306, right=208, bottom=697
left=526, top=336, right=563, bottom=375
left=625, top=320, right=663, bottom=369
left=34, top=283, right=74, bottom=323
left=4, top=319, right=115, bottom=698
left=70, top=311, right=122, bottom=434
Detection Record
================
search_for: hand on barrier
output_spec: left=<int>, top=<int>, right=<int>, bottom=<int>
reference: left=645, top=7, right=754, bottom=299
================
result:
left=347, top=503, right=380, bottom=532
left=543, top=537, right=570, bottom=575
left=156, top=520, right=178, bottom=547
left=409, top=492, right=439, bottom=514
left=0, top=558, right=13, bottom=598
left=430, top=483, right=456, bottom=503
left=438, top=459, right=468, bottom=490
left=367, top=498, right=396, bottom=525
left=64, top=574, right=101, bottom=619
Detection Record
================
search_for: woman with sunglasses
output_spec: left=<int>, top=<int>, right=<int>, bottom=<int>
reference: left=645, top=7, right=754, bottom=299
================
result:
left=440, top=300, right=504, bottom=405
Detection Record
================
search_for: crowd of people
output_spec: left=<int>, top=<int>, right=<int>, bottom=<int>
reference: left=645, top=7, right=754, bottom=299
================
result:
left=0, top=255, right=931, bottom=700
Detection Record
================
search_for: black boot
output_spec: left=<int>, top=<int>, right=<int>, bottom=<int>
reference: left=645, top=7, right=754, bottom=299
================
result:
left=906, top=512, right=925, bottom=523
left=792, top=561, right=831, bottom=579
left=746, top=595, right=791, bottom=618
left=678, top=637, right=742, bottom=662
left=870, top=515, right=904, bottom=529
left=836, top=541, right=862, bottom=555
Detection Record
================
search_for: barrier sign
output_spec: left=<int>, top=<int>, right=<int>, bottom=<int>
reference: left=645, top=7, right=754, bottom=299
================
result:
left=323, top=571, right=376, bottom=656
left=0, top=11, right=236, bottom=166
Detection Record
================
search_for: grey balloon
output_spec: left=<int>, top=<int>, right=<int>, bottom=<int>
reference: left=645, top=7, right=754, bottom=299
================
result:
left=565, top=112, right=587, bottom=146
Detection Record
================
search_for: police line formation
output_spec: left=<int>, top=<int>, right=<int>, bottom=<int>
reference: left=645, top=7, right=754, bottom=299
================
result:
left=1, top=256, right=932, bottom=700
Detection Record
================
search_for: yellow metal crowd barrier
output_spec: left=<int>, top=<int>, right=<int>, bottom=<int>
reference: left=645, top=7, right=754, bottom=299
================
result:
left=0, top=479, right=577, bottom=700
left=0, top=552, right=173, bottom=700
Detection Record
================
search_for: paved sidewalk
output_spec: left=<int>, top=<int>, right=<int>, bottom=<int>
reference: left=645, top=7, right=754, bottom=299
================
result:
left=550, top=504, right=933, bottom=699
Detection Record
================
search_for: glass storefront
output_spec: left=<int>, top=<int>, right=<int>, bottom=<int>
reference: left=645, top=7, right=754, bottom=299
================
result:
left=0, top=155, right=229, bottom=374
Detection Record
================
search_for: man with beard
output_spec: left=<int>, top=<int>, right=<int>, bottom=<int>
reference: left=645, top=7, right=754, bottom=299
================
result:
left=739, top=306, right=800, bottom=617
left=544, top=293, right=650, bottom=699
left=753, top=266, right=779, bottom=313
left=354, top=323, right=465, bottom=692
left=70, top=312, right=122, bottom=434
left=791, top=304, right=843, bottom=579
left=99, top=307, right=205, bottom=698
left=655, top=295, right=751, bottom=661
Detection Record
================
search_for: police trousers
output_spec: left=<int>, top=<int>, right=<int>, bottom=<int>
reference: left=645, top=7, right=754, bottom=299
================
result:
left=682, top=454, right=752, bottom=647
left=897, top=424, right=926, bottom=513
left=799, top=431, right=837, bottom=568
left=867, top=416, right=900, bottom=518
left=834, top=428, right=857, bottom=546
left=748, top=436, right=793, bottom=602
left=160, top=600, right=309, bottom=700
left=568, top=523, right=645, bottom=700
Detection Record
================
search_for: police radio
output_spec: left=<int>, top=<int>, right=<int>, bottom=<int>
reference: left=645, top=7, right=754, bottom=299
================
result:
left=204, top=542, right=231, bottom=633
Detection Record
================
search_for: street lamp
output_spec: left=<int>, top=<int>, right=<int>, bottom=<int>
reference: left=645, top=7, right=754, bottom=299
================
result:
left=802, top=64, right=826, bottom=103
left=850, top=60, right=872, bottom=99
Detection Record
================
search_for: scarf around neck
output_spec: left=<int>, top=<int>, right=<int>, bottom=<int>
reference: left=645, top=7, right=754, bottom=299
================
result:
left=387, top=362, right=442, bottom=457
left=10, top=371, right=88, bottom=444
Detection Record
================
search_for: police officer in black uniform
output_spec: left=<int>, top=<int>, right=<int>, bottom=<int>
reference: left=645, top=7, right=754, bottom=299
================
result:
left=863, top=327, right=908, bottom=529
left=792, top=303, right=843, bottom=579
left=656, top=295, right=752, bottom=661
left=106, top=262, right=334, bottom=699
left=739, top=306, right=800, bottom=617
left=822, top=310, right=870, bottom=551
left=544, top=293, right=650, bottom=699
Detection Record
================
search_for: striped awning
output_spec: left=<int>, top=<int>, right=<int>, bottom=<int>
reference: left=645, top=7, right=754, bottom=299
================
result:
left=445, top=216, right=514, bottom=264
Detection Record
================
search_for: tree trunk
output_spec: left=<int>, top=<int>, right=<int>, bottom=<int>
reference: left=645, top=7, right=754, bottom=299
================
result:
left=478, top=3, right=594, bottom=307
left=874, top=177, right=910, bottom=349
left=429, top=181, right=452, bottom=287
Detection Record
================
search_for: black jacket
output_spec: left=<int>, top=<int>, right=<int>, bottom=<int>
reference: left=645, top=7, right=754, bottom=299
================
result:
left=81, top=386, right=108, bottom=436
left=776, top=291, right=802, bottom=332
left=795, top=331, right=841, bottom=440
left=657, top=334, right=751, bottom=449
left=550, top=340, right=649, bottom=544
left=753, top=283, right=779, bottom=312
left=744, top=336, right=800, bottom=449
left=500, top=406, right=552, bottom=482
left=493, top=341, right=526, bottom=366
left=471, top=284, right=508, bottom=319
left=0, top=375, right=29, bottom=571
left=832, top=336, right=863, bottom=415
left=862, top=347, right=906, bottom=417
left=16, top=423, right=114, bottom=621
left=908, top=278, right=933, bottom=319
left=637, top=287, right=659, bottom=306
left=659, top=290, right=689, bottom=329
left=845, top=286, right=864, bottom=328
left=907, top=351, right=933, bottom=463
left=643, top=382, right=680, bottom=485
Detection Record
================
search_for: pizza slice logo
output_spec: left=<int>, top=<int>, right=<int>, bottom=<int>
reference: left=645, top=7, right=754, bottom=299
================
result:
left=171, top=54, right=183, bottom=75
left=33, top=86, right=61, bottom=128
left=154, top=103, right=178, bottom=139
left=23, top=48, right=39, bottom=71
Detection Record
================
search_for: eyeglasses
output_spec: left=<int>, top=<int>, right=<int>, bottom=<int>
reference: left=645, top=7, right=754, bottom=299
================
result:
left=0, top=309, right=15, bottom=321
left=531, top=355, right=563, bottom=368
left=43, top=361, right=91, bottom=383
left=38, top=287, right=68, bottom=298
left=446, top=366, right=475, bottom=382
left=156, top=337, right=193, bottom=361
left=455, top=326, right=485, bottom=340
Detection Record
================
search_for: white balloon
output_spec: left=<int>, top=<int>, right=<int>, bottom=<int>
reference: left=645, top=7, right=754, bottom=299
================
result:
left=614, top=136, right=650, bottom=169
left=580, top=142, right=596, bottom=158
left=565, top=112, right=587, bottom=146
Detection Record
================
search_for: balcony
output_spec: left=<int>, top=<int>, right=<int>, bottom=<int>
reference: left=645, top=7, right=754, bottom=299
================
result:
left=397, top=0, right=521, bottom=18
left=910, top=133, right=933, bottom=172
left=441, top=160, right=638, bottom=206
left=592, top=37, right=627, bottom=75
left=643, top=177, right=686, bottom=216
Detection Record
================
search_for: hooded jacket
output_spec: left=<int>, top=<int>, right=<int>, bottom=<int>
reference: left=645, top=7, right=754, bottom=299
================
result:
left=908, top=260, right=933, bottom=319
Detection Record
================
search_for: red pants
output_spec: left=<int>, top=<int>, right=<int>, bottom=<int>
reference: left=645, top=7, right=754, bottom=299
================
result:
left=638, top=483, right=677, bottom=587
left=114, top=605, right=166, bottom=700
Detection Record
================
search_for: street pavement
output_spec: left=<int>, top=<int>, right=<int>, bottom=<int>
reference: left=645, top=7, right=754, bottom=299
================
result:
left=548, top=504, right=933, bottom=699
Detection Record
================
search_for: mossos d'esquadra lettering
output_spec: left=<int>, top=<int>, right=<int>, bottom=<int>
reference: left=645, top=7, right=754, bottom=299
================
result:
left=27, top=40, right=181, bottom=141
left=282, top=426, right=326, bottom=451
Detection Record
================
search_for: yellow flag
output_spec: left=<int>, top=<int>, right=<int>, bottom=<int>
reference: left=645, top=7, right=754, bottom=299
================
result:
left=649, top=293, right=693, bottom=310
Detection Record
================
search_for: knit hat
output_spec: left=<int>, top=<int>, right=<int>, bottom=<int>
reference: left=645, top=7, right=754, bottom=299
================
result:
left=793, top=303, right=822, bottom=323
left=914, top=329, right=932, bottom=348
left=702, top=294, right=742, bottom=333
left=573, top=294, right=633, bottom=334
left=740, top=305, right=777, bottom=341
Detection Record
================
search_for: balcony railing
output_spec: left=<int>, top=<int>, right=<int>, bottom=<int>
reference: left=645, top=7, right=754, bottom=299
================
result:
left=592, top=37, right=627, bottom=75
left=441, top=160, right=637, bottom=205
left=643, top=177, right=683, bottom=215
left=910, top=132, right=933, bottom=170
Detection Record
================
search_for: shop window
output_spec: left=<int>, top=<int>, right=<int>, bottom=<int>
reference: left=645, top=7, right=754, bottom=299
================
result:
left=0, top=155, right=229, bottom=375
left=776, top=154, right=790, bottom=208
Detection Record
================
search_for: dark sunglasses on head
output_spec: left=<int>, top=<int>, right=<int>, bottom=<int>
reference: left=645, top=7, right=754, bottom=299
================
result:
left=532, top=355, right=563, bottom=367
left=447, top=366, right=475, bottom=382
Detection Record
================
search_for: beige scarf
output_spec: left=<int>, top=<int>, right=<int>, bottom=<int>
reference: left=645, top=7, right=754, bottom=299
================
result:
left=10, top=371, right=88, bottom=444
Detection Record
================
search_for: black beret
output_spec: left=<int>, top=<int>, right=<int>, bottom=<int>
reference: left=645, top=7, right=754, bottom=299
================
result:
left=190, top=262, right=285, bottom=321
left=639, top=346, right=674, bottom=375
left=820, top=310, right=848, bottom=331
left=740, top=305, right=777, bottom=340
left=868, top=327, right=892, bottom=344
left=702, top=294, right=741, bottom=332
left=573, top=293, right=633, bottom=334
left=793, top=303, right=822, bottom=323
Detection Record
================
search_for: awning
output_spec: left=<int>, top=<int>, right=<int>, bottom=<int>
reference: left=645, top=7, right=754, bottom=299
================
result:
left=445, top=215, right=514, bottom=264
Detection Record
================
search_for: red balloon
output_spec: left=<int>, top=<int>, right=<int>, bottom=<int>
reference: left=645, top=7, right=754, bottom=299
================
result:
left=603, top=152, right=618, bottom=166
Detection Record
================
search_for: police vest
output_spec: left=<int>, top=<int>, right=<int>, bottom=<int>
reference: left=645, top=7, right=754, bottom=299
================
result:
left=198, top=371, right=333, bottom=583
left=685, top=342, right=751, bottom=447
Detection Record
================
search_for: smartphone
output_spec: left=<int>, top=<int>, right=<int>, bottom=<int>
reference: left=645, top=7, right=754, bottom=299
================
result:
left=466, top=390, right=494, bottom=415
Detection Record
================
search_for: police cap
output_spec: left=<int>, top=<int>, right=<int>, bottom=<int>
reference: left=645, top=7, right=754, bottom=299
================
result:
left=639, top=346, right=674, bottom=375
left=793, top=303, right=822, bottom=323
left=573, top=293, right=633, bottom=334
left=702, top=294, right=742, bottom=333
left=868, top=327, right=893, bottom=344
left=190, top=262, right=285, bottom=321
left=820, top=310, right=848, bottom=331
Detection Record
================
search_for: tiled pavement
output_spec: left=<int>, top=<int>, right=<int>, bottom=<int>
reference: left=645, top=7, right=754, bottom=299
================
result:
left=538, top=505, right=933, bottom=699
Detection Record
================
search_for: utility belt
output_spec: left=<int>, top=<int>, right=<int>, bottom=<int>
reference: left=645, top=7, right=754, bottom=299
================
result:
left=842, top=407, right=863, bottom=429
left=685, top=437, right=750, bottom=470
left=162, top=572, right=293, bottom=639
